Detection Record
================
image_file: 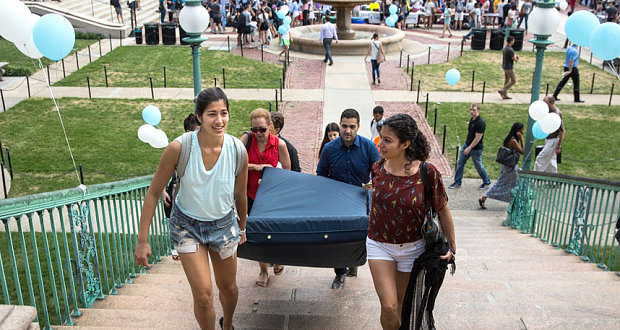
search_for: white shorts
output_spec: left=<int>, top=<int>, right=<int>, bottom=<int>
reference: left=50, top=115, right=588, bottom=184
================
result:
left=455, top=12, right=464, bottom=20
left=366, top=237, right=425, bottom=273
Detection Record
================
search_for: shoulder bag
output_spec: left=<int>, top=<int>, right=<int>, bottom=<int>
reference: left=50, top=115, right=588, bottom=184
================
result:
left=420, top=162, right=446, bottom=246
left=495, top=146, right=519, bottom=167
left=374, top=41, right=386, bottom=63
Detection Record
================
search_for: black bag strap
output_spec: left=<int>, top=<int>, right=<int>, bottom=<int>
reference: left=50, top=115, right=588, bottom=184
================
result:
left=243, top=131, right=252, bottom=151
left=419, top=162, right=433, bottom=215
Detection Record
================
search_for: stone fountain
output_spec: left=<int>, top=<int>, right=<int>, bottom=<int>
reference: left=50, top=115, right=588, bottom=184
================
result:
left=289, top=1, right=405, bottom=55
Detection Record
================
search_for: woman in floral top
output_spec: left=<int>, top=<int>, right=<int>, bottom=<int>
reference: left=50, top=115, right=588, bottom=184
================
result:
left=366, top=113, right=456, bottom=330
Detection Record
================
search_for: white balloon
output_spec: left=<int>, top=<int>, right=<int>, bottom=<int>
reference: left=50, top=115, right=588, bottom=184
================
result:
left=528, top=100, right=549, bottom=121
left=0, top=0, right=33, bottom=44
left=281, top=5, right=290, bottom=15
left=14, top=14, right=42, bottom=59
left=559, top=0, right=569, bottom=10
left=148, top=129, right=169, bottom=149
left=540, top=112, right=562, bottom=134
left=137, top=124, right=156, bottom=143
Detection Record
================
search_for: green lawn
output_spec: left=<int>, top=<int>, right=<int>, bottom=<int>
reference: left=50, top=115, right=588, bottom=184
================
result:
left=53, top=46, right=282, bottom=89
left=0, top=98, right=270, bottom=196
left=0, top=38, right=99, bottom=76
left=426, top=102, right=620, bottom=180
left=412, top=50, right=618, bottom=95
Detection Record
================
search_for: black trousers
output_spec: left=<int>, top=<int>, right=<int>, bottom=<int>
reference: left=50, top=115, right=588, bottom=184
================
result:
left=553, top=66, right=580, bottom=101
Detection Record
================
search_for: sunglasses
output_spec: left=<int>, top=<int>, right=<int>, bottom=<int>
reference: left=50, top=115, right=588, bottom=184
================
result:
left=251, top=127, right=269, bottom=133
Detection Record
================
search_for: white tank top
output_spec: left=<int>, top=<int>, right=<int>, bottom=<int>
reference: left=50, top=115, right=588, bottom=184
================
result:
left=174, top=131, right=237, bottom=221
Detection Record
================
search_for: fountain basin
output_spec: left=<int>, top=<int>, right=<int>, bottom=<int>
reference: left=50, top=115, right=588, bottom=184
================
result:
left=290, top=25, right=405, bottom=55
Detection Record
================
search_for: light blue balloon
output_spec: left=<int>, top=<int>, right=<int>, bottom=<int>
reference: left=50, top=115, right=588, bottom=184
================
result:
left=564, top=10, right=599, bottom=47
left=32, top=14, right=76, bottom=61
left=278, top=24, right=290, bottom=35
left=532, top=121, right=548, bottom=140
left=445, top=68, right=460, bottom=86
left=386, top=16, right=396, bottom=27
left=142, top=105, right=161, bottom=126
left=277, top=10, right=285, bottom=20
left=283, top=16, right=292, bottom=26
left=590, top=22, right=620, bottom=61
left=389, top=4, right=398, bottom=15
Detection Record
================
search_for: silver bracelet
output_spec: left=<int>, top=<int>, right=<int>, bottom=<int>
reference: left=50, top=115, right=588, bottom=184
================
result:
left=239, top=229, right=246, bottom=236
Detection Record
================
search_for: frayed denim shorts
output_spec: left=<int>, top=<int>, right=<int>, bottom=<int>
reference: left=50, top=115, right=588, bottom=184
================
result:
left=169, top=204, right=240, bottom=259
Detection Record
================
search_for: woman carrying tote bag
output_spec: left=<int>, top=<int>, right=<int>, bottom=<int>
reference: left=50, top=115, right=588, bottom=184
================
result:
left=478, top=122, right=524, bottom=209
left=365, top=33, right=387, bottom=85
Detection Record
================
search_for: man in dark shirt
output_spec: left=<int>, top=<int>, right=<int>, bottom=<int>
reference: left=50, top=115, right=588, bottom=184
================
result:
left=271, top=112, right=301, bottom=172
left=448, top=103, right=491, bottom=189
left=209, top=0, right=223, bottom=34
left=498, top=36, right=519, bottom=99
left=607, top=3, right=618, bottom=22
left=317, top=108, right=381, bottom=289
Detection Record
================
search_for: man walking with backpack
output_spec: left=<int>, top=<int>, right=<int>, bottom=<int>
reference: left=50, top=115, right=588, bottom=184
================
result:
left=271, top=112, right=301, bottom=172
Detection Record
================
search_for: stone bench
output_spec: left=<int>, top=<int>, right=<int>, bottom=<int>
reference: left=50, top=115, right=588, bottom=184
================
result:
left=0, top=305, right=39, bottom=330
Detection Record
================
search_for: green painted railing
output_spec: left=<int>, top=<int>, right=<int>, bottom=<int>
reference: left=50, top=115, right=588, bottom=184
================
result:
left=505, top=171, right=620, bottom=274
left=0, top=176, right=171, bottom=329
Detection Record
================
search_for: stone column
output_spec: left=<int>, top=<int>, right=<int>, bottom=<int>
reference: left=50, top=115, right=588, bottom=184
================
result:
left=335, top=5, right=357, bottom=40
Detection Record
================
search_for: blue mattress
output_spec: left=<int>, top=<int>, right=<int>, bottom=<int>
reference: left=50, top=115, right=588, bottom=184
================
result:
left=237, top=168, right=370, bottom=267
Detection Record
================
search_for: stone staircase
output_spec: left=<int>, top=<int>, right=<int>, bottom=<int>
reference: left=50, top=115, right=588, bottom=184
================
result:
left=53, top=205, right=620, bottom=330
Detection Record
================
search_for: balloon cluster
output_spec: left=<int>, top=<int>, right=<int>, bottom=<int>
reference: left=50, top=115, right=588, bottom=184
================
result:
left=385, top=4, right=398, bottom=27
left=445, top=68, right=460, bottom=86
left=565, top=11, right=620, bottom=61
left=276, top=5, right=292, bottom=35
left=0, top=0, right=75, bottom=61
left=528, top=100, right=561, bottom=140
left=138, top=105, right=169, bottom=148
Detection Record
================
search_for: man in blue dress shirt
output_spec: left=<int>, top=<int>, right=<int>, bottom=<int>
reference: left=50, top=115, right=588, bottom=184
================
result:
left=317, top=108, right=381, bottom=289
left=552, top=43, right=584, bottom=103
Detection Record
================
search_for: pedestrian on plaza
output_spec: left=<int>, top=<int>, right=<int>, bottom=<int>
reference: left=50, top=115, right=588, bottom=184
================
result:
left=279, top=19, right=292, bottom=60
left=448, top=103, right=491, bottom=190
left=110, top=0, right=124, bottom=24
left=318, top=122, right=340, bottom=157
left=209, top=0, right=224, bottom=34
left=271, top=112, right=302, bottom=172
left=478, top=122, right=524, bottom=209
left=424, top=0, right=436, bottom=30
left=317, top=108, right=381, bottom=289
left=166, top=0, right=176, bottom=22
left=552, top=43, right=585, bottom=103
left=302, top=0, right=311, bottom=25
left=534, top=96, right=564, bottom=173
left=440, top=2, right=454, bottom=38
left=258, top=6, right=270, bottom=44
left=365, top=33, right=386, bottom=85
left=319, top=17, right=338, bottom=66
left=516, top=0, right=532, bottom=32
left=498, top=36, right=519, bottom=100
left=134, top=87, right=248, bottom=330
left=366, top=113, right=456, bottom=330
left=607, top=2, right=618, bottom=22
left=158, top=0, right=168, bottom=23
left=291, top=0, right=301, bottom=27
left=454, top=0, right=465, bottom=30
left=240, top=108, right=291, bottom=287
left=370, top=105, right=385, bottom=140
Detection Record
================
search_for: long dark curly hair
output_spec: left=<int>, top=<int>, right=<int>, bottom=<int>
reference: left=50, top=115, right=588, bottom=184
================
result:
left=381, top=114, right=430, bottom=171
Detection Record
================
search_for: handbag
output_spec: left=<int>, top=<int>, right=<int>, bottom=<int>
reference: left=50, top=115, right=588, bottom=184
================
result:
left=495, top=146, right=519, bottom=167
left=374, top=41, right=386, bottom=63
left=420, top=162, right=446, bottom=246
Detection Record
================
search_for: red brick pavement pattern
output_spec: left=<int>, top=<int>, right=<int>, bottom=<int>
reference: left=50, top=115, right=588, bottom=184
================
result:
left=366, top=60, right=410, bottom=91
left=376, top=102, right=452, bottom=178
left=278, top=101, right=324, bottom=174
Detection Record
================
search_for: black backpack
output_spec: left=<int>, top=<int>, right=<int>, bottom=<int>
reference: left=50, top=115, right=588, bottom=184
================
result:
left=243, top=132, right=301, bottom=172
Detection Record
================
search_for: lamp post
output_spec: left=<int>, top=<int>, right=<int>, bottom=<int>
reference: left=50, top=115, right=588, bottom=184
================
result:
left=522, top=0, right=561, bottom=170
left=179, top=0, right=210, bottom=97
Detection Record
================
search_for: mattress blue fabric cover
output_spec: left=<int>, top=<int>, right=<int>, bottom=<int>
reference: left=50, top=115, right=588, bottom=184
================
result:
left=246, top=167, right=370, bottom=244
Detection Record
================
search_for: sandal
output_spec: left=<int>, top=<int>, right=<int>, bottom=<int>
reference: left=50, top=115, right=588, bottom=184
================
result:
left=478, top=198, right=486, bottom=209
left=255, top=272, right=269, bottom=287
left=219, top=316, right=235, bottom=330
left=273, top=264, right=284, bottom=276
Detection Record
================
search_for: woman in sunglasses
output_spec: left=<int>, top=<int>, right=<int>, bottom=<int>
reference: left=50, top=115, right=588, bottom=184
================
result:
left=240, top=108, right=291, bottom=287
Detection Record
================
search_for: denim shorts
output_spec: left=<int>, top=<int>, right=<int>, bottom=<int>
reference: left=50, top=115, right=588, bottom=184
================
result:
left=169, top=204, right=240, bottom=259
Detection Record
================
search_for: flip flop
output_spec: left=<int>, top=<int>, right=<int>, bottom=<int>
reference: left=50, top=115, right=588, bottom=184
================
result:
left=255, top=272, right=269, bottom=287
left=478, top=198, right=487, bottom=209
left=273, top=264, right=284, bottom=276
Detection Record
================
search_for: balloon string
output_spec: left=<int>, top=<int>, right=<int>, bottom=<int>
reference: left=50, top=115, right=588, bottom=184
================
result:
left=609, top=61, right=620, bottom=81
left=37, top=59, right=81, bottom=185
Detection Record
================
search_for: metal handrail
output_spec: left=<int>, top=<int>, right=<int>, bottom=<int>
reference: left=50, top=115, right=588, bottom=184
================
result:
left=505, top=171, right=620, bottom=275
left=0, top=175, right=171, bottom=329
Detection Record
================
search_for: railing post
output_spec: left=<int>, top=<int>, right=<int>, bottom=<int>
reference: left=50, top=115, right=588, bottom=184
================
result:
left=406, top=54, right=410, bottom=73
left=0, top=89, right=5, bottom=112
left=589, top=52, right=593, bottom=64
left=88, top=44, right=92, bottom=63
left=471, top=70, right=475, bottom=92
left=590, top=73, right=595, bottom=94
left=275, top=89, right=278, bottom=112
left=1, top=162, right=7, bottom=198
left=460, top=39, right=464, bottom=56
left=0, top=142, right=4, bottom=164
left=427, top=46, right=431, bottom=65
left=98, top=39, right=103, bottom=57
left=214, top=77, right=217, bottom=87
left=149, top=77, right=154, bottom=99
left=399, top=49, right=403, bottom=67
left=240, top=41, right=244, bottom=57
left=79, top=164, right=84, bottom=184
left=163, top=66, right=167, bottom=88
left=545, top=83, right=549, bottom=96
left=222, top=68, right=226, bottom=88
left=46, top=66, right=50, bottom=83
left=104, top=65, right=109, bottom=87
left=280, top=78, right=283, bottom=101
left=261, top=44, right=264, bottom=62
left=442, top=125, right=447, bottom=154
left=227, top=36, right=230, bottom=52
left=609, top=83, right=614, bottom=107
left=26, top=76, right=31, bottom=98
left=410, top=61, right=414, bottom=91
left=481, top=81, right=486, bottom=104
left=62, top=58, right=66, bottom=78
left=447, top=42, right=450, bottom=61
left=455, top=145, right=459, bottom=173
left=268, top=101, right=272, bottom=112
left=433, top=107, right=437, bottom=134
left=76, top=51, right=80, bottom=70
left=416, top=80, right=421, bottom=104
left=87, top=76, right=91, bottom=99
left=109, top=33, right=113, bottom=52
left=425, top=94, right=429, bottom=118
left=5, top=149, right=12, bottom=179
